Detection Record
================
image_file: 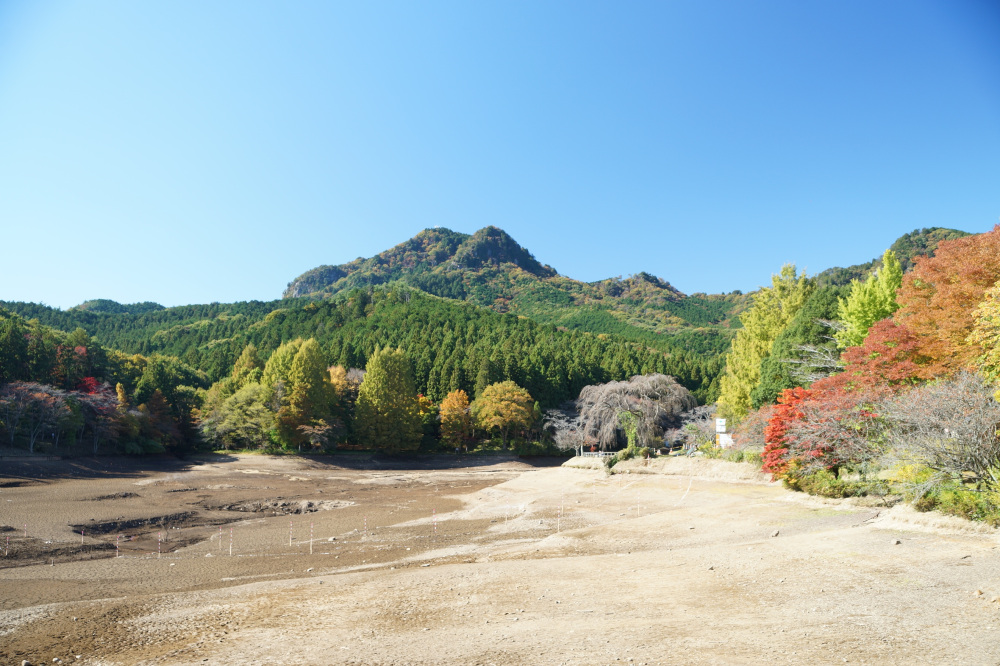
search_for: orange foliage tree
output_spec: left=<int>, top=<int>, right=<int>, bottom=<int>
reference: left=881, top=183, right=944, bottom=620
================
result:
left=895, top=225, right=1000, bottom=374
left=839, top=319, right=931, bottom=388
left=439, top=389, right=471, bottom=449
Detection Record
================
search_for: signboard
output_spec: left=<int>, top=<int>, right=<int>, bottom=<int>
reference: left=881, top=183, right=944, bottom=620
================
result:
left=715, top=418, right=727, bottom=434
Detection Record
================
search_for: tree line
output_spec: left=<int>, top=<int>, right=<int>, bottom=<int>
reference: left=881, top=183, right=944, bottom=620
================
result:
left=718, top=226, right=1000, bottom=524
left=0, top=286, right=711, bottom=455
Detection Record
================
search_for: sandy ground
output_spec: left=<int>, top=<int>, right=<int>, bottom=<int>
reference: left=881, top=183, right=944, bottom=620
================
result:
left=2, top=453, right=1000, bottom=665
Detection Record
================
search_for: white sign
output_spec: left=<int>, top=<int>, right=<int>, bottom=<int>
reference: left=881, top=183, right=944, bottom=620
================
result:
left=715, top=418, right=727, bottom=434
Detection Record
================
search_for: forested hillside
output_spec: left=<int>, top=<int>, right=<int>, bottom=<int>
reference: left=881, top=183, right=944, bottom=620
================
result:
left=815, top=227, right=968, bottom=287
left=284, top=226, right=749, bottom=333
left=2, top=289, right=719, bottom=404
left=0, top=224, right=971, bottom=461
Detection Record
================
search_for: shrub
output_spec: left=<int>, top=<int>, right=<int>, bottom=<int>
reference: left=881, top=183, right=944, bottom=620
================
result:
left=792, top=469, right=869, bottom=498
left=883, top=372, right=1000, bottom=491
left=912, top=484, right=1000, bottom=526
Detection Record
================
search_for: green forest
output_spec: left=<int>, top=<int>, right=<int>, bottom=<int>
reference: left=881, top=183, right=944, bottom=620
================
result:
left=4, top=220, right=993, bottom=523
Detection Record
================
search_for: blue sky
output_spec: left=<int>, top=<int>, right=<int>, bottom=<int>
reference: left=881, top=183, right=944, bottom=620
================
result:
left=1, top=1, right=998, bottom=309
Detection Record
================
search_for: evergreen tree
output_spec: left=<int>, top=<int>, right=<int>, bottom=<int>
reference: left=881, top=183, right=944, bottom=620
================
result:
left=354, top=347, right=422, bottom=453
left=0, top=313, right=29, bottom=384
left=751, top=285, right=846, bottom=408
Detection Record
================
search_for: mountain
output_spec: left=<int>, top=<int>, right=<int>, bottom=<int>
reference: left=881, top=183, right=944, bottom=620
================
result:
left=285, top=226, right=747, bottom=336
left=815, top=227, right=970, bottom=287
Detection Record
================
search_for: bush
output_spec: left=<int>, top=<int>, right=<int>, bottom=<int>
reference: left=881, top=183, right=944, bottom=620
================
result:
left=790, top=469, right=870, bottom=498
left=142, top=439, right=166, bottom=454
left=912, top=484, right=1000, bottom=526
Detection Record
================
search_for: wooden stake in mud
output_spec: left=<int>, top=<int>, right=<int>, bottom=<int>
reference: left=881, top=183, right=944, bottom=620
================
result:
left=364, top=516, right=368, bottom=538
left=81, top=529, right=85, bottom=545
left=5, top=535, right=8, bottom=556
left=229, top=526, right=233, bottom=556
left=24, top=524, right=27, bottom=538
left=116, top=535, right=120, bottom=558
left=158, top=532, right=161, bottom=559
left=310, top=521, right=314, bottom=555
left=219, top=526, right=223, bottom=552
left=433, top=509, right=437, bottom=538
left=289, top=519, right=293, bottom=548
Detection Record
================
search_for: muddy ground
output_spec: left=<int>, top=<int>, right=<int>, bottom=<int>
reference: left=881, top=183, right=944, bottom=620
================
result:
left=1, top=453, right=999, bottom=665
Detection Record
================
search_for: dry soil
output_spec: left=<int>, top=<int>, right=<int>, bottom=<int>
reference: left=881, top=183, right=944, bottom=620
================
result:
left=1, top=453, right=999, bottom=665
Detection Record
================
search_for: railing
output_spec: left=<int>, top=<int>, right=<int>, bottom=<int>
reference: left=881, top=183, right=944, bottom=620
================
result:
left=579, top=451, right=614, bottom=458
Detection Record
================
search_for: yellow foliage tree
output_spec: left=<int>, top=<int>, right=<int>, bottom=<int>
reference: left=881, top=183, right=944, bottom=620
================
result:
left=440, top=389, right=471, bottom=450
left=967, top=281, right=1000, bottom=383
left=471, top=381, right=533, bottom=449
left=717, top=264, right=813, bottom=423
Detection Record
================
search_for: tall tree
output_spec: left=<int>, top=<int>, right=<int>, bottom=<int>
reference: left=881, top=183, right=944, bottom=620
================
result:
left=751, top=285, right=847, bottom=408
left=968, top=281, right=1000, bottom=382
left=278, top=339, right=331, bottom=448
left=261, top=338, right=304, bottom=399
left=717, top=265, right=813, bottom=422
left=230, top=343, right=264, bottom=390
left=895, top=225, right=1000, bottom=374
left=354, top=347, right=422, bottom=453
left=835, top=249, right=903, bottom=349
left=471, top=381, right=534, bottom=449
left=440, top=389, right=471, bottom=450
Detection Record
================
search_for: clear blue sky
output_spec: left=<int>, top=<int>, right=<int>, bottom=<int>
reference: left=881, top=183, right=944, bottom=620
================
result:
left=1, top=1, right=998, bottom=309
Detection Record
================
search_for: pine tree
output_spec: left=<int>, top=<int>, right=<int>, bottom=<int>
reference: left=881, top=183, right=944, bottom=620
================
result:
left=354, top=347, right=422, bottom=453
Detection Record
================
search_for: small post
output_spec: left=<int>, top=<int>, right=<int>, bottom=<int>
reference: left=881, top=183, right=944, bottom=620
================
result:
left=116, top=534, right=120, bottom=558
left=81, top=529, right=85, bottom=545
left=24, top=524, right=27, bottom=538
left=229, top=526, right=233, bottom=556
left=158, top=532, right=161, bottom=559
left=5, top=535, right=9, bottom=556
left=433, top=509, right=437, bottom=538
left=219, top=526, right=223, bottom=551
left=289, top=519, right=293, bottom=548
left=310, top=521, right=314, bottom=555
left=364, top=516, right=368, bottom=538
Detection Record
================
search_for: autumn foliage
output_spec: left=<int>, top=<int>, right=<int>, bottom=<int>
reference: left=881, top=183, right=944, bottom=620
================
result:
left=896, top=225, right=1000, bottom=374
left=762, top=387, right=811, bottom=479
left=839, top=319, right=930, bottom=388
left=439, top=389, right=472, bottom=449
